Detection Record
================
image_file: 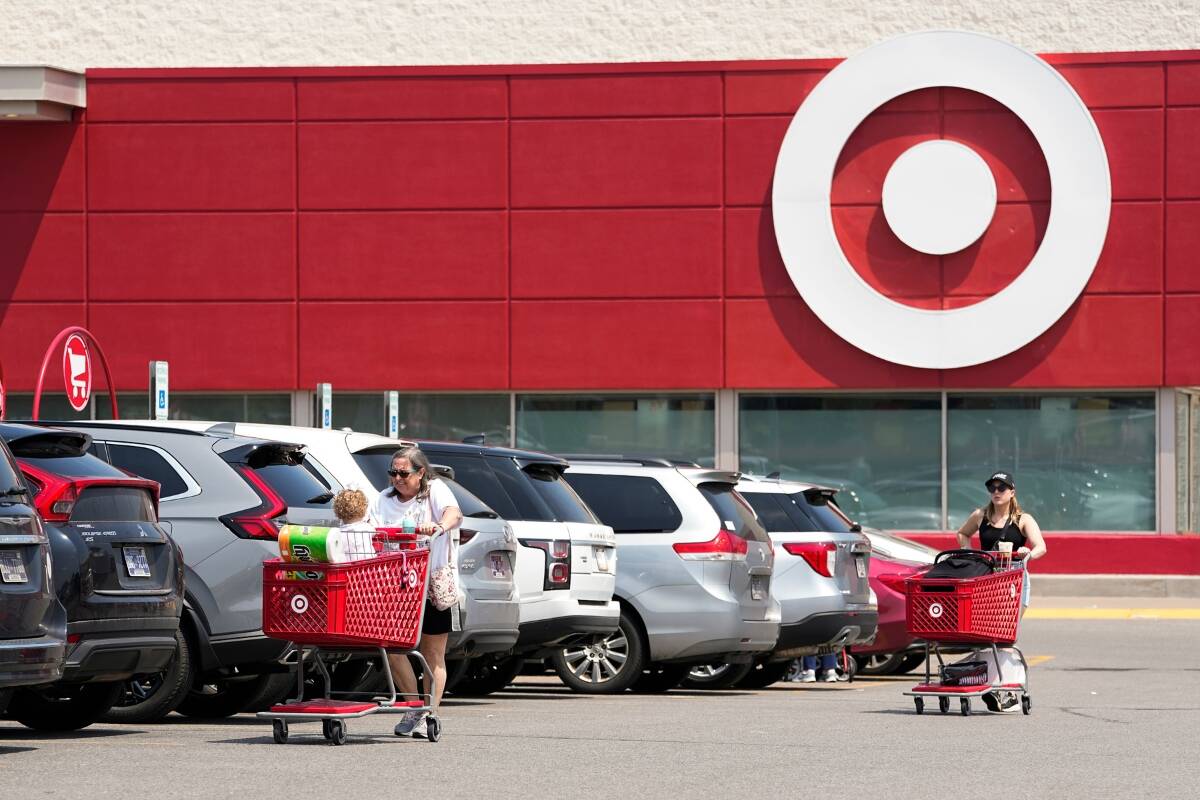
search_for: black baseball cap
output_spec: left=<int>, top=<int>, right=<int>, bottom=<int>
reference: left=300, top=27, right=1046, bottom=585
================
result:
left=986, top=471, right=1015, bottom=489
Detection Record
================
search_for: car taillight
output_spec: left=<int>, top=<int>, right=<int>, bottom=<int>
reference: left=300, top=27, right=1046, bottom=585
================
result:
left=220, top=464, right=287, bottom=541
left=784, top=542, right=837, bottom=577
left=19, top=464, right=77, bottom=523
left=673, top=529, right=749, bottom=561
left=876, top=572, right=911, bottom=593
left=520, top=538, right=572, bottom=590
left=458, top=529, right=476, bottom=545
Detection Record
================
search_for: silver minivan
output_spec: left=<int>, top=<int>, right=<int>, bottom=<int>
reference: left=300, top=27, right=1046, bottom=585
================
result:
left=559, top=458, right=780, bottom=693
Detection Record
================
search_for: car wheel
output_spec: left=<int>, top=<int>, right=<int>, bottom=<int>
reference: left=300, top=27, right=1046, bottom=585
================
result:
left=442, top=658, right=470, bottom=694
left=853, top=651, right=910, bottom=676
left=8, top=681, right=123, bottom=731
left=550, top=611, right=645, bottom=694
left=175, top=673, right=286, bottom=718
left=629, top=664, right=690, bottom=693
left=103, top=629, right=194, bottom=723
left=449, top=656, right=523, bottom=696
left=892, top=651, right=927, bottom=674
left=736, top=659, right=793, bottom=689
left=681, top=662, right=753, bottom=690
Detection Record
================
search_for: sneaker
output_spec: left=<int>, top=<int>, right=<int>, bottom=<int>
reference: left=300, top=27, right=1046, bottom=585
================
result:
left=411, top=715, right=429, bottom=739
left=393, top=710, right=423, bottom=737
left=822, top=669, right=839, bottom=683
left=799, top=669, right=817, bottom=683
left=998, top=692, right=1021, bottom=713
left=981, top=692, right=1000, bottom=712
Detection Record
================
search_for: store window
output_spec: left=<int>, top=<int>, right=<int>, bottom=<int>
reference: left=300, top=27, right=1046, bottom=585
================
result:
left=739, top=395, right=942, bottom=530
left=516, top=394, right=715, bottom=465
left=96, top=393, right=290, bottom=424
left=333, top=393, right=509, bottom=443
left=947, top=394, right=1156, bottom=531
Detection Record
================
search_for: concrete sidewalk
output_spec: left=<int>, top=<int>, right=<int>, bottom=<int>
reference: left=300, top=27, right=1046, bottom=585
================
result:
left=1027, top=594, right=1200, bottom=619
left=1031, top=574, right=1200, bottom=598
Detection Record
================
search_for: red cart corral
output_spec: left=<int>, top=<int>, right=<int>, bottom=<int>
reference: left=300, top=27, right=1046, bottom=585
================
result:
left=897, top=550, right=1032, bottom=716
left=257, top=531, right=441, bottom=745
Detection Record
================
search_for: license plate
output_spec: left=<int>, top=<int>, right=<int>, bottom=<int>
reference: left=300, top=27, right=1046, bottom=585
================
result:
left=751, top=576, right=766, bottom=601
left=855, top=555, right=867, bottom=578
left=490, top=554, right=508, bottom=579
left=123, top=546, right=151, bottom=578
left=595, top=546, right=611, bottom=573
left=0, top=550, right=27, bottom=583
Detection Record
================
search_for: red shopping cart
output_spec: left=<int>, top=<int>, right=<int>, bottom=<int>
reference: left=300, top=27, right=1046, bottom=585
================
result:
left=257, top=530, right=441, bottom=745
left=899, top=549, right=1032, bottom=716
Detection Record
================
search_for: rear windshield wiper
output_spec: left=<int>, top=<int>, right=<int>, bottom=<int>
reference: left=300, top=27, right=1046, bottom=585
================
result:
left=0, top=486, right=28, bottom=498
left=467, top=510, right=500, bottom=519
left=305, top=491, right=335, bottom=505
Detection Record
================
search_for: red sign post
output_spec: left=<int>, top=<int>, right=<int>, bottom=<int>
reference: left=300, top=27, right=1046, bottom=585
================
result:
left=32, top=326, right=119, bottom=420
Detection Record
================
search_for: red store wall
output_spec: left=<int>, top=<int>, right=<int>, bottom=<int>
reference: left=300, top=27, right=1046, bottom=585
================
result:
left=1, top=53, right=1199, bottom=393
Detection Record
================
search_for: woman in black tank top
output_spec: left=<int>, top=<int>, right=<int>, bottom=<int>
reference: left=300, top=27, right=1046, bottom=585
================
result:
left=955, top=470, right=1047, bottom=589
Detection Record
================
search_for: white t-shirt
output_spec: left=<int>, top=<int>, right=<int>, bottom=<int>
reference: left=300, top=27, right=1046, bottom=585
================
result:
left=368, top=479, right=459, bottom=530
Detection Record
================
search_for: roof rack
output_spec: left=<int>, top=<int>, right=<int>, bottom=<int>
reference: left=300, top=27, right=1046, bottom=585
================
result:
left=6, top=419, right=210, bottom=437
left=557, top=453, right=702, bottom=468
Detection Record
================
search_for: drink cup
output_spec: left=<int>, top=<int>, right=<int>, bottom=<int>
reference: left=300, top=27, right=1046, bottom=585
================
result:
left=997, top=541, right=1013, bottom=569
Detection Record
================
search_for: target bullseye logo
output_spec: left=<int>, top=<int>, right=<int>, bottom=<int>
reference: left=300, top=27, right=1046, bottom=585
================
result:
left=929, top=602, right=944, bottom=619
left=772, top=31, right=1111, bottom=369
left=290, top=594, right=309, bottom=614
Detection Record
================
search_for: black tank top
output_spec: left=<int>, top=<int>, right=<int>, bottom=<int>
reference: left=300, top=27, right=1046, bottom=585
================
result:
left=978, top=515, right=1026, bottom=552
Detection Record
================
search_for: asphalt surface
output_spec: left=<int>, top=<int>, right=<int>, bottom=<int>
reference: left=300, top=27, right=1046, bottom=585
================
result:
left=2, top=617, right=1198, bottom=799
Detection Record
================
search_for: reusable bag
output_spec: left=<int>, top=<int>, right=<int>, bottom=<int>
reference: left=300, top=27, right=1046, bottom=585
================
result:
left=428, top=528, right=462, bottom=611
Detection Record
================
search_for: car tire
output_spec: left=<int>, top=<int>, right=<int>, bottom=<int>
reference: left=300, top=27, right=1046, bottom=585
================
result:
left=175, top=673, right=286, bottom=718
left=853, top=651, right=910, bottom=676
left=629, top=664, right=689, bottom=693
left=736, top=659, right=793, bottom=689
left=449, top=656, right=523, bottom=696
left=8, top=681, right=123, bottom=731
left=443, top=657, right=470, bottom=694
left=892, top=651, right=927, bottom=674
left=102, top=629, right=194, bottom=723
left=681, top=662, right=753, bottom=690
left=550, top=610, right=646, bottom=694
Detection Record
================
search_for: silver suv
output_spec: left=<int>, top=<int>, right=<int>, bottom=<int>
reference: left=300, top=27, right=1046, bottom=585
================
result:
left=730, top=475, right=876, bottom=687
left=559, top=457, right=780, bottom=693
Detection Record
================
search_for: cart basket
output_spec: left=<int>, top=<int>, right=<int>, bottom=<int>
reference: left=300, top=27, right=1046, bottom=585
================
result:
left=262, top=548, right=429, bottom=649
left=904, top=565, right=1023, bottom=644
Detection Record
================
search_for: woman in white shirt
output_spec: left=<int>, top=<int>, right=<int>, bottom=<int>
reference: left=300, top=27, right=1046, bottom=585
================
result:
left=368, top=446, right=462, bottom=739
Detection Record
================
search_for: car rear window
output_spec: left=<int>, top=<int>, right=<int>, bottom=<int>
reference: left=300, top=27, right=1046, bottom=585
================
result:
left=418, top=453, right=521, bottom=520
left=71, top=486, right=158, bottom=522
left=741, top=492, right=818, bottom=533
left=787, top=491, right=855, bottom=533
left=441, top=478, right=498, bottom=519
left=18, top=454, right=128, bottom=480
left=516, top=462, right=598, bottom=524
left=106, top=443, right=190, bottom=500
left=351, top=447, right=394, bottom=493
left=697, top=483, right=770, bottom=542
left=252, top=463, right=334, bottom=510
left=564, top=473, right=682, bottom=533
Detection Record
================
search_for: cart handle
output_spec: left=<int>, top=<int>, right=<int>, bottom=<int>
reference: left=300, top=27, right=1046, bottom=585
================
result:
left=933, top=548, right=997, bottom=568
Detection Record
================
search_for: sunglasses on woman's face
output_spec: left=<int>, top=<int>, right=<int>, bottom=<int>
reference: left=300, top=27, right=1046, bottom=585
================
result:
left=987, top=483, right=1010, bottom=493
left=388, top=468, right=419, bottom=479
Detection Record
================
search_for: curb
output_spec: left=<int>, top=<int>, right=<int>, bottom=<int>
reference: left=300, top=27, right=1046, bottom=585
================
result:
left=1030, top=574, right=1200, bottom=598
left=1025, top=608, right=1200, bottom=620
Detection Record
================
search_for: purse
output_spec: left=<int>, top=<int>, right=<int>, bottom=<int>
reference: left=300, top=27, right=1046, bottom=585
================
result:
left=430, top=558, right=461, bottom=611
left=940, top=660, right=989, bottom=686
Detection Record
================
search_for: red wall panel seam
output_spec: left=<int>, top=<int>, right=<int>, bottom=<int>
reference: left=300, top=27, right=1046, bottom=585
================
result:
left=294, top=77, right=301, bottom=393
left=720, top=69, right=728, bottom=390
left=506, top=75, right=513, bottom=392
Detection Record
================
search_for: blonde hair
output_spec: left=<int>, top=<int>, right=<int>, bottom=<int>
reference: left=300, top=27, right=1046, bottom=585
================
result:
left=333, top=488, right=368, bottom=524
left=985, top=494, right=1023, bottom=526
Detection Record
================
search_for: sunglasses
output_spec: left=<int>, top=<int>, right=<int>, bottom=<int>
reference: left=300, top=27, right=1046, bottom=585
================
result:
left=387, top=468, right=421, bottom=479
left=987, top=483, right=1011, bottom=493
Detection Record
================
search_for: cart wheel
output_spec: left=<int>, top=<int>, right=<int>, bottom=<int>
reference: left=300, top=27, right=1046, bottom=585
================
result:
left=960, top=698, right=970, bottom=716
left=939, top=696, right=950, bottom=714
left=1021, top=695, right=1032, bottom=715
left=425, top=715, right=441, bottom=743
left=272, top=719, right=288, bottom=744
left=321, top=719, right=334, bottom=740
left=329, top=719, right=347, bottom=745
left=913, top=697, right=924, bottom=715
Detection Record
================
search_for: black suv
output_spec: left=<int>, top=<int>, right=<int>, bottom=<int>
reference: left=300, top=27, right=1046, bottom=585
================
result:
left=0, top=434, right=66, bottom=712
left=0, top=424, right=184, bottom=730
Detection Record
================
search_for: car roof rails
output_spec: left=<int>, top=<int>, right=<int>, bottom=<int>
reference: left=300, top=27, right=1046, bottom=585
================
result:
left=461, top=434, right=487, bottom=445
left=558, top=453, right=702, bottom=468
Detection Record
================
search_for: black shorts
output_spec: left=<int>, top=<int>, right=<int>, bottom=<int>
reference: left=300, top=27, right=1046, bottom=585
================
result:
left=422, top=600, right=451, bottom=636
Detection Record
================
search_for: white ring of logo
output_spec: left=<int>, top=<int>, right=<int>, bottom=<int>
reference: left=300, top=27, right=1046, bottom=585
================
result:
left=290, top=594, right=309, bottom=614
left=929, top=602, right=944, bottom=619
left=772, top=31, right=1111, bottom=369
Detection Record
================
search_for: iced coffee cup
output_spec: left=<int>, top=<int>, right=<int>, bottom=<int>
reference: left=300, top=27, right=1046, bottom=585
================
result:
left=997, top=541, right=1013, bottom=569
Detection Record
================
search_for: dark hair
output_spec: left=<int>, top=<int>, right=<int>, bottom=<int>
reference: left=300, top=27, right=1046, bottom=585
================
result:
left=389, top=446, right=435, bottom=500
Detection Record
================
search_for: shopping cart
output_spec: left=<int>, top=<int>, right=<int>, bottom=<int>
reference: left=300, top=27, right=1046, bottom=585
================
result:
left=257, top=530, right=441, bottom=745
left=899, top=549, right=1031, bottom=716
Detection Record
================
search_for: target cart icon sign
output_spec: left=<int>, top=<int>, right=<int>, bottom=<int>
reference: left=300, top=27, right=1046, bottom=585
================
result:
left=291, top=594, right=309, bottom=614
left=772, top=31, right=1111, bottom=369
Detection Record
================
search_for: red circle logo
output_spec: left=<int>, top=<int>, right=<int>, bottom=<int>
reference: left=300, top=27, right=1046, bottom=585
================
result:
left=62, top=333, right=91, bottom=412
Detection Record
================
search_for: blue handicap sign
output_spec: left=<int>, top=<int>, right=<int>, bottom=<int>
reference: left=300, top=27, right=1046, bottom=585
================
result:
left=323, top=409, right=331, bottom=426
left=157, top=389, right=166, bottom=409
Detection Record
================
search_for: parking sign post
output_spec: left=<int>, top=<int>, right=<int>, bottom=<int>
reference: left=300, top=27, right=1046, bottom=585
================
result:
left=317, top=383, right=332, bottom=430
left=386, top=391, right=399, bottom=439
left=149, top=361, right=169, bottom=421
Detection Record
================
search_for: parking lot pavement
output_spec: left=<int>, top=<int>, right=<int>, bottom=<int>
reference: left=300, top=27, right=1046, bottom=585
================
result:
left=2, top=618, right=1198, bottom=800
